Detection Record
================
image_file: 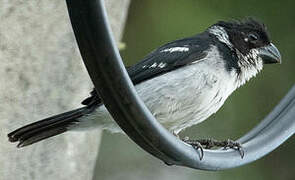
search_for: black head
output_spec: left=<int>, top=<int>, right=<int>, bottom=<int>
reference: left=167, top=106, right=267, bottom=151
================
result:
left=211, top=18, right=281, bottom=64
left=216, top=18, right=270, bottom=54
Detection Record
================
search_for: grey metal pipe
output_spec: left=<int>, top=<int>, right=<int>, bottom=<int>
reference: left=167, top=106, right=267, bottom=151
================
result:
left=65, top=0, right=295, bottom=170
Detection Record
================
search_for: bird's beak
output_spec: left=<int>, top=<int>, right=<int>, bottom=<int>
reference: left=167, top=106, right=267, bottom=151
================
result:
left=258, top=43, right=282, bottom=64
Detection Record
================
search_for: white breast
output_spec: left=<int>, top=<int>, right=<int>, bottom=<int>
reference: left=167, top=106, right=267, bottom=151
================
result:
left=77, top=46, right=239, bottom=134
left=135, top=46, right=238, bottom=134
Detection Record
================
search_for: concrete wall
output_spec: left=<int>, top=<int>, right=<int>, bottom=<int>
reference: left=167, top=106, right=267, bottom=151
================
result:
left=0, top=0, right=129, bottom=179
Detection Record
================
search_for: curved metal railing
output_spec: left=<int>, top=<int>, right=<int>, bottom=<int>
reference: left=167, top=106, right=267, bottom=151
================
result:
left=65, top=0, right=295, bottom=170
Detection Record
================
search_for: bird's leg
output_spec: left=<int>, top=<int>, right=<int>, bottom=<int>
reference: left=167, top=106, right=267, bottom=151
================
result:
left=172, top=131, right=180, bottom=138
left=182, top=138, right=244, bottom=159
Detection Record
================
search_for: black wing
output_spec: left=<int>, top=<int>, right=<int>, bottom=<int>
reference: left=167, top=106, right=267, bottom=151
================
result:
left=82, top=32, right=212, bottom=106
left=127, top=33, right=211, bottom=84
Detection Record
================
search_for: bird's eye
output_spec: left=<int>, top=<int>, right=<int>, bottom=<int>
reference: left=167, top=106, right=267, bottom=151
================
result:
left=248, top=33, right=259, bottom=43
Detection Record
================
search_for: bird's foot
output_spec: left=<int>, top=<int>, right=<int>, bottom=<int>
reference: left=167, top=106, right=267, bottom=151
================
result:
left=182, top=137, right=244, bottom=160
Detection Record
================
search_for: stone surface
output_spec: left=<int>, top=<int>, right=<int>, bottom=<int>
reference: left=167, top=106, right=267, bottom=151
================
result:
left=0, top=0, right=129, bottom=179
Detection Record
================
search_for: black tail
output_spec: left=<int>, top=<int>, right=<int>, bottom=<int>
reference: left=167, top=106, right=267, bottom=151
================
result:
left=8, top=107, right=94, bottom=148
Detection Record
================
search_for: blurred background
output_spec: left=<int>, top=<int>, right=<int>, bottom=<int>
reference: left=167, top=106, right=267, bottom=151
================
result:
left=94, top=0, right=295, bottom=180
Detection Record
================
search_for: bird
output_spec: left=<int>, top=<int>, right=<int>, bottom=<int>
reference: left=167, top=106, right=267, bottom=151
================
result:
left=8, top=18, right=281, bottom=155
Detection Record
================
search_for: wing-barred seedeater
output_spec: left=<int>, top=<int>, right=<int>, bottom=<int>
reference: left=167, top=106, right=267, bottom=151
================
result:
left=8, top=18, right=281, bottom=157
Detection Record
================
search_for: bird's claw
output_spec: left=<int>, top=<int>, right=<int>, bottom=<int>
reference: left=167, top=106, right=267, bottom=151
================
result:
left=182, top=138, right=204, bottom=160
left=182, top=138, right=245, bottom=160
left=223, top=139, right=244, bottom=158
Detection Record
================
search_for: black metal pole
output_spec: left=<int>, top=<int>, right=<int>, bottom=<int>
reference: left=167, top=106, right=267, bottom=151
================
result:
left=65, top=0, right=174, bottom=163
left=65, top=0, right=295, bottom=170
